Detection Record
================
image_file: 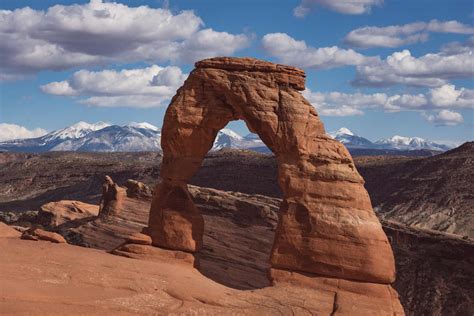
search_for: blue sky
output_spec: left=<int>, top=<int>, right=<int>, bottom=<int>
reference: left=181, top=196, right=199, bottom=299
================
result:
left=0, top=0, right=473, bottom=143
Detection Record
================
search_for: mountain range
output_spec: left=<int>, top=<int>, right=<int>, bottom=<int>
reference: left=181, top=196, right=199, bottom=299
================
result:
left=0, top=122, right=454, bottom=153
left=329, top=127, right=453, bottom=151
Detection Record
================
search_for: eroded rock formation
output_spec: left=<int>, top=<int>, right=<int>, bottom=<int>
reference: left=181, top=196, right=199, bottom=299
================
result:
left=144, top=57, right=401, bottom=310
left=39, top=200, right=99, bottom=227
left=125, top=179, right=153, bottom=199
left=99, top=175, right=126, bottom=218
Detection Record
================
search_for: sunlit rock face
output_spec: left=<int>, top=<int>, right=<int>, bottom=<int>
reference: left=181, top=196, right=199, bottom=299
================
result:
left=145, top=57, right=401, bottom=312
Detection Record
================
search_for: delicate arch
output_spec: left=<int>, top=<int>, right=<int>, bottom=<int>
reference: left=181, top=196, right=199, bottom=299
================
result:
left=143, top=57, right=396, bottom=284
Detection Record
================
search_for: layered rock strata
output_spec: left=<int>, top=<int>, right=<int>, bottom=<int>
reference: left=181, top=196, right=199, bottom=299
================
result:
left=145, top=57, right=399, bottom=304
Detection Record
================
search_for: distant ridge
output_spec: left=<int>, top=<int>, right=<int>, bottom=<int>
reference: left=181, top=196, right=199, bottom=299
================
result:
left=329, top=127, right=454, bottom=151
left=0, top=122, right=457, bottom=154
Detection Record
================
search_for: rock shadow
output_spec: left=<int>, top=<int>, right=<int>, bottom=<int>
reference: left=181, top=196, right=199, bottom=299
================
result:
left=194, top=213, right=275, bottom=290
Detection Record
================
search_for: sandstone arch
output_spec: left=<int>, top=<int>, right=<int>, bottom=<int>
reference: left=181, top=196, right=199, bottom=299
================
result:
left=144, top=57, right=396, bottom=285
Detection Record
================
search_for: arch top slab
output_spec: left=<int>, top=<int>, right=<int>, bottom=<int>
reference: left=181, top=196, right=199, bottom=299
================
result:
left=145, top=57, right=397, bottom=286
left=195, top=57, right=306, bottom=91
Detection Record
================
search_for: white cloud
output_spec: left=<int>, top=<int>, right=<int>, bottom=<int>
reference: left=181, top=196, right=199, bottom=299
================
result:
left=353, top=49, right=474, bottom=87
left=0, top=1, right=249, bottom=79
left=429, top=84, right=474, bottom=108
left=41, top=65, right=188, bottom=108
left=80, top=95, right=168, bottom=108
left=302, top=84, right=473, bottom=116
left=41, top=81, right=78, bottom=96
left=303, top=88, right=392, bottom=115
left=0, top=123, right=47, bottom=141
left=294, top=0, right=382, bottom=17
left=319, top=105, right=364, bottom=116
left=345, top=20, right=474, bottom=48
left=384, top=94, right=428, bottom=112
left=262, top=33, right=373, bottom=69
left=423, top=110, right=464, bottom=126
left=173, top=29, right=250, bottom=63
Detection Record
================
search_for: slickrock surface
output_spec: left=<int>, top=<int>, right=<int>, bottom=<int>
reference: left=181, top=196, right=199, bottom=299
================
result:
left=0, top=236, right=400, bottom=315
left=147, top=57, right=397, bottom=289
left=0, top=222, right=21, bottom=238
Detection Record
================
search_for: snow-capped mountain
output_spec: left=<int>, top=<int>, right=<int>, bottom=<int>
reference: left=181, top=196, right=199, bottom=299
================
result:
left=211, top=129, right=267, bottom=151
left=328, top=128, right=453, bottom=151
left=0, top=122, right=455, bottom=153
left=126, top=122, right=160, bottom=132
left=328, top=128, right=374, bottom=149
left=52, top=123, right=161, bottom=152
left=0, top=122, right=161, bottom=152
left=0, top=121, right=112, bottom=152
left=375, top=135, right=451, bottom=151
left=41, top=121, right=111, bottom=143
left=212, top=129, right=244, bottom=150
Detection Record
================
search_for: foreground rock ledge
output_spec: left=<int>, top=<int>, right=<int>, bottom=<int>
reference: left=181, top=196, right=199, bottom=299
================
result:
left=145, top=55, right=399, bottom=302
left=0, top=234, right=404, bottom=315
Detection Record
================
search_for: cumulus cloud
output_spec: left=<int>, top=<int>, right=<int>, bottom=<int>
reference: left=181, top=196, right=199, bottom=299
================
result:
left=0, top=123, right=47, bottom=141
left=41, top=65, right=188, bottom=108
left=302, top=84, right=473, bottom=117
left=345, top=20, right=474, bottom=48
left=0, top=1, right=249, bottom=79
left=353, top=49, right=474, bottom=87
left=263, top=34, right=474, bottom=87
left=429, top=84, right=474, bottom=108
left=423, top=110, right=464, bottom=126
left=262, top=33, right=373, bottom=69
left=294, top=0, right=382, bottom=17
left=173, top=29, right=250, bottom=63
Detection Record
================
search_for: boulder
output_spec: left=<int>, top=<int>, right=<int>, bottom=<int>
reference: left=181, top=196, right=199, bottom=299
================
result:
left=125, top=232, right=152, bottom=245
left=124, top=179, right=153, bottom=199
left=21, top=228, right=67, bottom=243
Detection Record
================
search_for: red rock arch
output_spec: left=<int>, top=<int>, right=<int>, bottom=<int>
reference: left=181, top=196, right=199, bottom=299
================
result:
left=144, top=57, right=396, bottom=284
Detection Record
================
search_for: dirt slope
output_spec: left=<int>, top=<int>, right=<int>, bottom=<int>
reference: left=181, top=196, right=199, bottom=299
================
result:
left=358, top=142, right=474, bottom=238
